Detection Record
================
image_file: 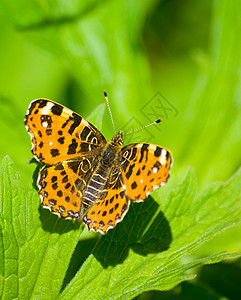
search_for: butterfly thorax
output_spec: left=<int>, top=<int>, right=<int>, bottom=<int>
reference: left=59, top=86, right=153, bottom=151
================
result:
left=82, top=131, right=123, bottom=207
left=101, top=131, right=123, bottom=167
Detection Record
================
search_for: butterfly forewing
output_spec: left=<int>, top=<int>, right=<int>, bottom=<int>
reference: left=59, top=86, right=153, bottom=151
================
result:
left=120, top=143, right=173, bottom=201
left=24, top=99, right=106, bottom=164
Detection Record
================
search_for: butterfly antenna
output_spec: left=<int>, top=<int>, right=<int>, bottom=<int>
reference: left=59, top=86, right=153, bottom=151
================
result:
left=104, top=90, right=116, bottom=134
left=125, top=119, right=162, bottom=136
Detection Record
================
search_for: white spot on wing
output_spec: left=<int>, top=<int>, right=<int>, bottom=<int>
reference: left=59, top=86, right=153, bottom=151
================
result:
left=46, top=101, right=54, bottom=108
left=40, top=102, right=54, bottom=115
left=49, top=142, right=53, bottom=145
left=160, top=149, right=167, bottom=165
left=153, top=167, right=158, bottom=173
left=39, top=194, right=44, bottom=203
left=63, top=107, right=73, bottom=116
left=140, top=179, right=143, bottom=183
left=82, top=119, right=89, bottom=126
left=149, top=144, right=156, bottom=151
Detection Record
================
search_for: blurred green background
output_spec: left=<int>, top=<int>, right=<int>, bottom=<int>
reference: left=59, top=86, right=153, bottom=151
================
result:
left=0, top=0, right=240, bottom=298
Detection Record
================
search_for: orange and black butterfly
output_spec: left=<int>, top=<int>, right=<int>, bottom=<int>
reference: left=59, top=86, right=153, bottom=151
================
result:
left=25, top=93, right=173, bottom=233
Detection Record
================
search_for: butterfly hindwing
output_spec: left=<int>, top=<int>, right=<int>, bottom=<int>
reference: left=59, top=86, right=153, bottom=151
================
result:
left=38, top=154, right=100, bottom=219
left=83, top=167, right=130, bottom=233
left=24, top=99, right=106, bottom=164
left=120, top=143, right=173, bottom=201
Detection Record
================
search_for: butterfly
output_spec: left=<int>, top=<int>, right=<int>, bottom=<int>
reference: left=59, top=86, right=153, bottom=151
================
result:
left=24, top=95, right=173, bottom=234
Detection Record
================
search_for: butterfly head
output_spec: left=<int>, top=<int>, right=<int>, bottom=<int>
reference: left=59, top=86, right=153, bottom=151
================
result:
left=111, top=130, right=123, bottom=146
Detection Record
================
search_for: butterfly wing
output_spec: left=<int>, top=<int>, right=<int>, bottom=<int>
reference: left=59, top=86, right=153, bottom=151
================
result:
left=24, top=99, right=106, bottom=164
left=83, top=167, right=130, bottom=233
left=120, top=143, right=173, bottom=201
left=25, top=98, right=106, bottom=219
left=38, top=153, right=101, bottom=219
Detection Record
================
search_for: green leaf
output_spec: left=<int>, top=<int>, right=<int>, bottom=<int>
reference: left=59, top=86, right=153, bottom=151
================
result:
left=0, top=157, right=241, bottom=299
left=86, top=102, right=106, bottom=131
left=59, top=167, right=241, bottom=299
left=0, top=102, right=106, bottom=299
left=0, top=156, right=84, bottom=299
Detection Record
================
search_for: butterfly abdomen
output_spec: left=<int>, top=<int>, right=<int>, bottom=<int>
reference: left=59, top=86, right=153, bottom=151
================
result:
left=81, top=166, right=107, bottom=205
left=82, top=140, right=121, bottom=207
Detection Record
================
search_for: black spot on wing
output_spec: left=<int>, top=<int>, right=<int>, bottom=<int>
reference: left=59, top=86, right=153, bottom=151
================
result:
left=122, top=203, right=128, bottom=213
left=67, top=161, right=79, bottom=174
left=99, top=221, right=104, bottom=227
left=51, top=104, right=63, bottom=116
left=121, top=159, right=129, bottom=172
left=59, top=205, right=65, bottom=212
left=38, top=99, right=48, bottom=108
left=27, top=101, right=37, bottom=115
left=80, top=143, right=90, bottom=152
left=71, top=186, right=76, bottom=194
left=131, top=182, right=137, bottom=189
left=54, top=164, right=64, bottom=171
left=57, top=190, right=63, bottom=197
left=154, top=146, right=162, bottom=157
left=41, top=115, right=52, bottom=128
left=51, top=176, right=57, bottom=183
left=139, top=144, right=149, bottom=163
left=80, top=126, right=91, bottom=141
left=67, top=138, right=78, bottom=155
left=65, top=183, right=71, bottom=189
left=68, top=113, right=82, bottom=135
left=129, top=147, right=137, bottom=161
left=62, top=175, right=68, bottom=183
left=41, top=181, right=47, bottom=189
left=153, top=160, right=162, bottom=170
left=41, top=168, right=48, bottom=179
left=75, top=178, right=83, bottom=190
left=126, top=164, right=135, bottom=180
left=48, top=199, right=56, bottom=206
left=52, top=183, right=58, bottom=190
left=46, top=129, right=52, bottom=135
left=50, top=149, right=60, bottom=157
left=58, top=137, right=65, bottom=144
left=38, top=153, right=43, bottom=161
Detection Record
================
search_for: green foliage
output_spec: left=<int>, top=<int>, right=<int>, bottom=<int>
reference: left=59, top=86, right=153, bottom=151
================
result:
left=0, top=0, right=241, bottom=299
left=0, top=153, right=241, bottom=299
